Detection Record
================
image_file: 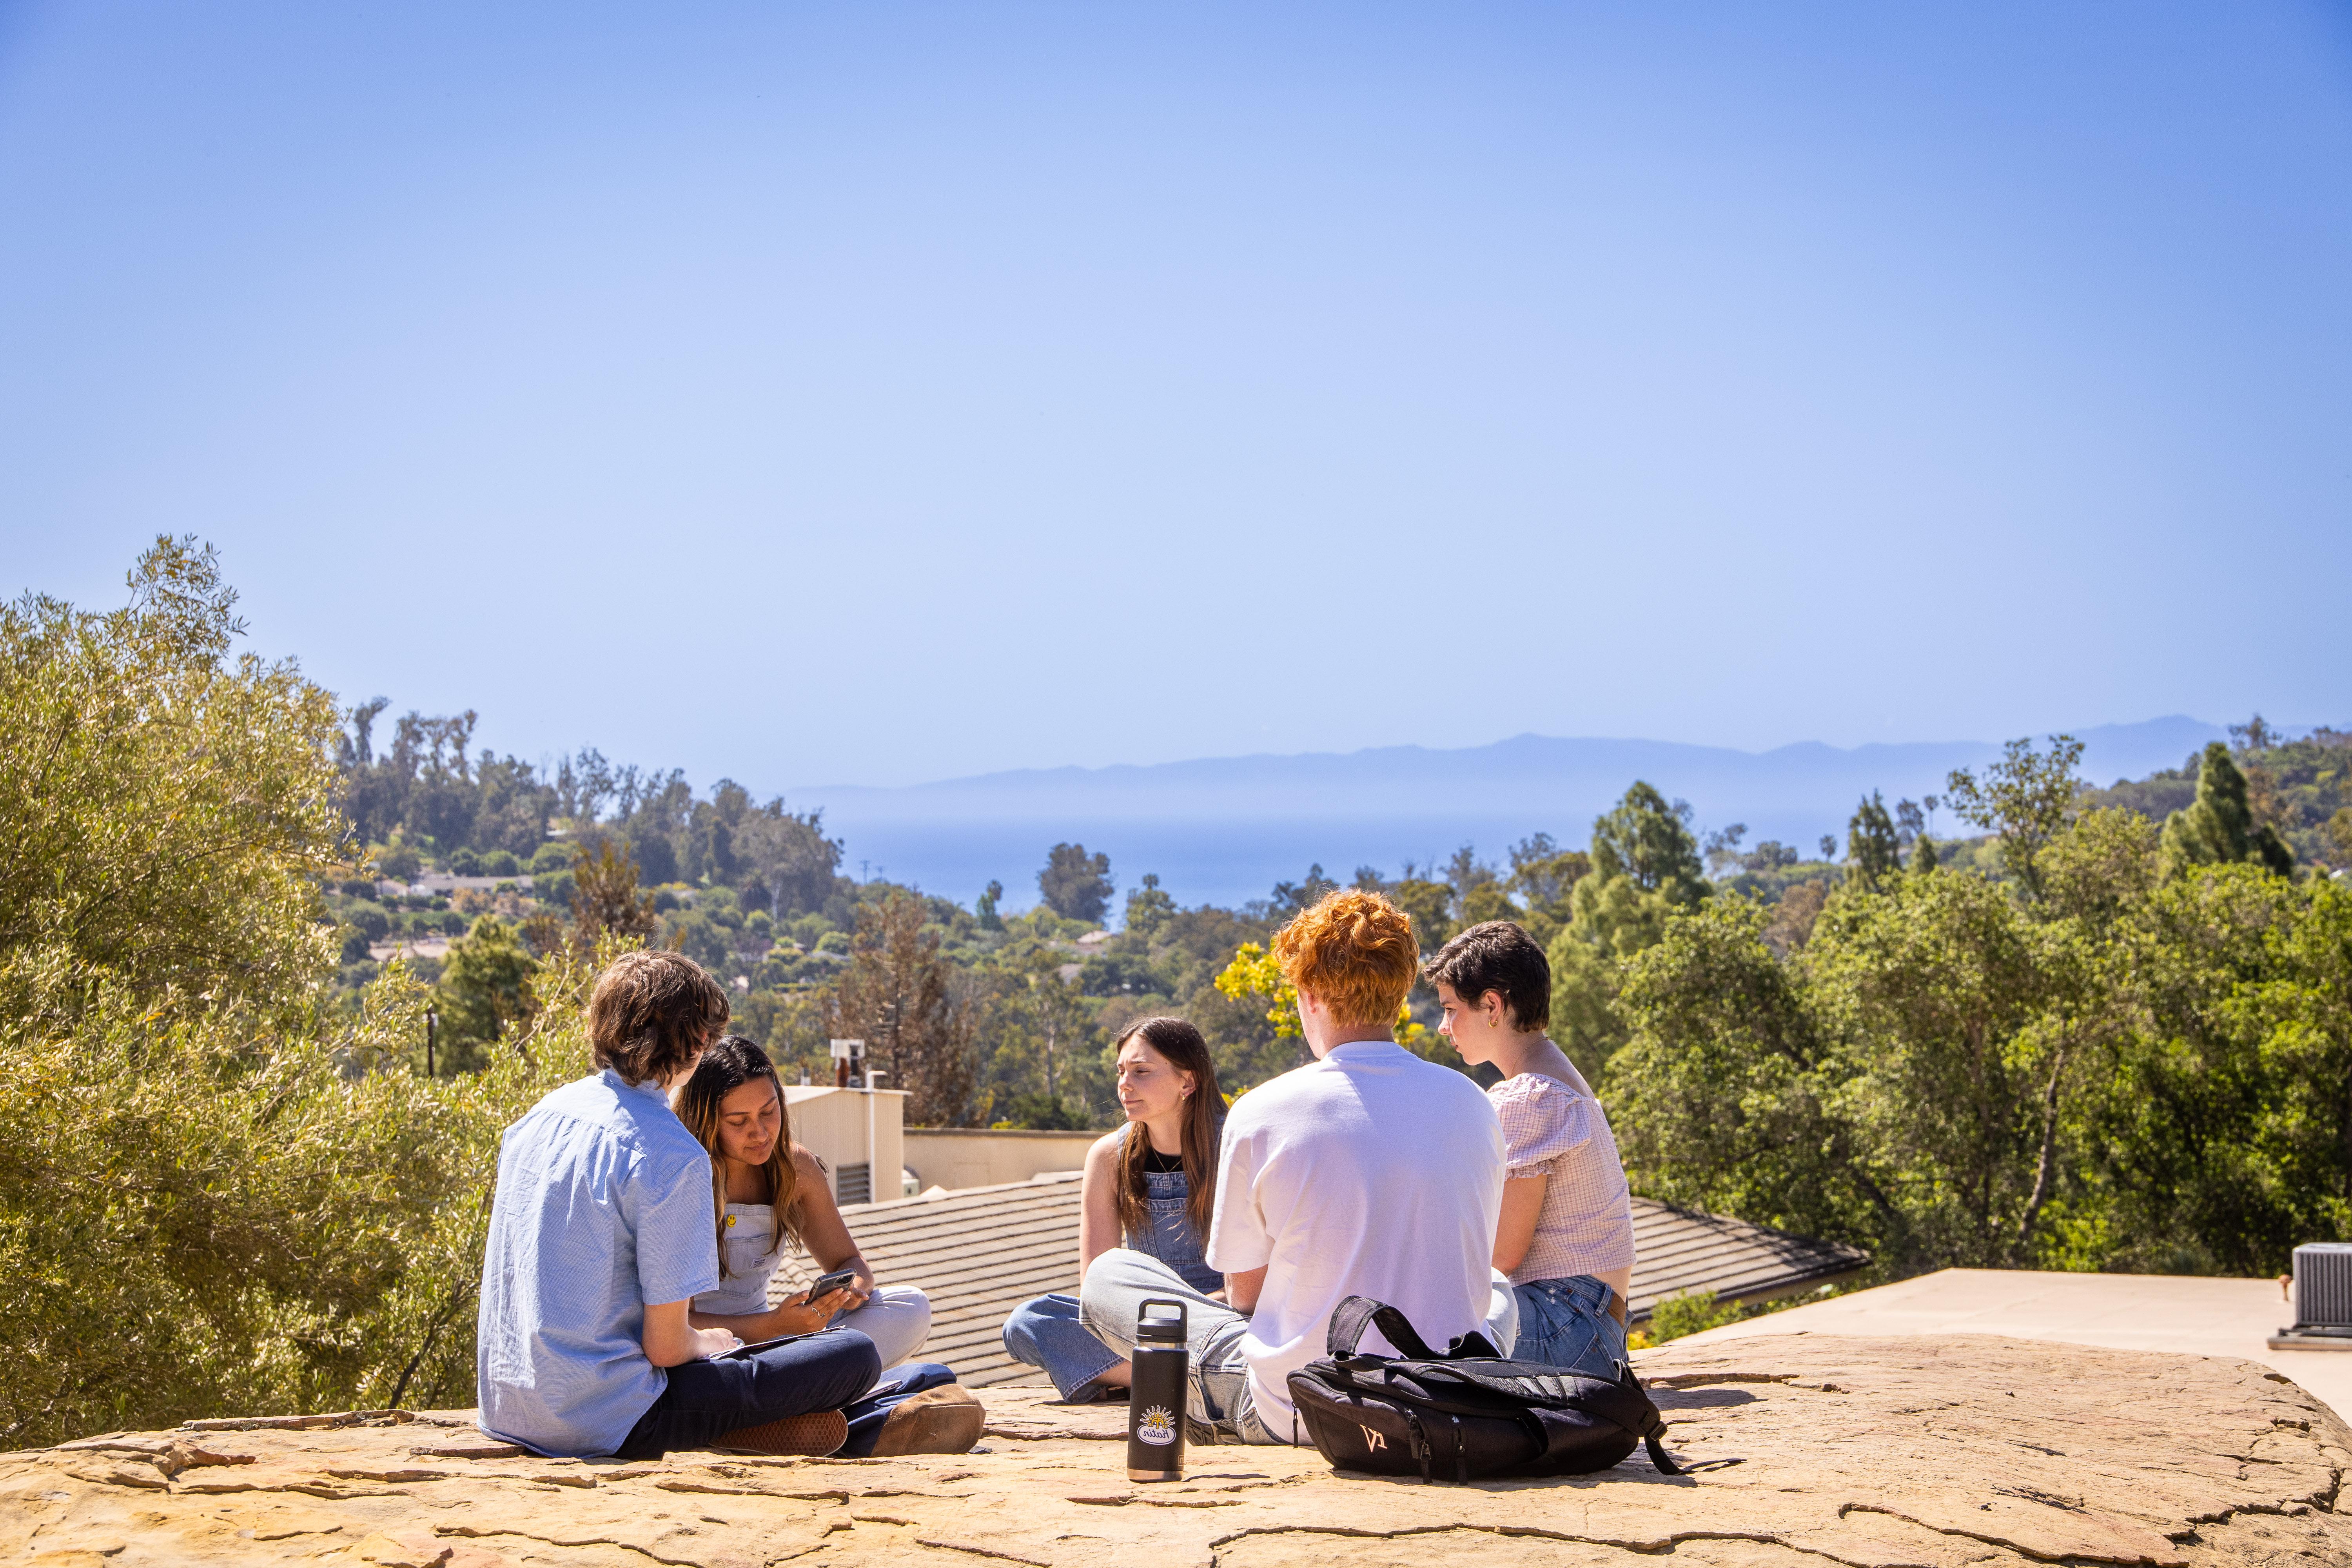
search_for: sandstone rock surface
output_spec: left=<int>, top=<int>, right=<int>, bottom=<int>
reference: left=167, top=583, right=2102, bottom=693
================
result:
left=2, top=1335, right=2343, bottom=1566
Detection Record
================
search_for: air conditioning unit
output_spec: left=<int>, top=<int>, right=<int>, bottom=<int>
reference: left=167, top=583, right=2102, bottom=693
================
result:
left=2269, top=1243, right=2352, bottom=1350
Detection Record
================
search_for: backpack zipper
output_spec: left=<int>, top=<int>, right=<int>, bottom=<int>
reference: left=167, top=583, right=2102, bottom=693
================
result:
left=1403, top=1409, right=1432, bottom=1484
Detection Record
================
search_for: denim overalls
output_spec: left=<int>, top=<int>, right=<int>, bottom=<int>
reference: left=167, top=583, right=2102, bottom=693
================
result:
left=1003, top=1156, right=1220, bottom=1400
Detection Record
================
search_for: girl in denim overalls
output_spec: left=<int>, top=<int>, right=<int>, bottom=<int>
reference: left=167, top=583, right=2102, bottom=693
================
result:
left=1002, top=1017, right=1224, bottom=1401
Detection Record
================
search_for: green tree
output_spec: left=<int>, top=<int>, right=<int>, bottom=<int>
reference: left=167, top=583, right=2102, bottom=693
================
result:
left=1605, top=898, right=1882, bottom=1248
left=1124, top=872, right=1176, bottom=940
left=1608, top=804, right=2351, bottom=1282
left=1546, top=874, right=1676, bottom=1077
left=1506, top=834, right=1592, bottom=943
left=976, top=878, right=1005, bottom=932
left=1944, top=734, right=2085, bottom=899
left=2159, top=742, right=2295, bottom=877
left=1459, top=881, right=1523, bottom=926
left=1038, top=842, right=1113, bottom=923
left=828, top=888, right=976, bottom=1125
left=1845, top=791, right=1902, bottom=892
left=434, top=916, right=541, bottom=1072
left=1589, top=782, right=1707, bottom=907
left=732, top=803, right=843, bottom=919
left=568, top=838, right=657, bottom=953
left=1388, top=877, right=1456, bottom=950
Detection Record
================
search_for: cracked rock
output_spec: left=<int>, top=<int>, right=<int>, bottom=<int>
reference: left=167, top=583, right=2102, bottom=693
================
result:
left=0, top=1335, right=2342, bottom=1566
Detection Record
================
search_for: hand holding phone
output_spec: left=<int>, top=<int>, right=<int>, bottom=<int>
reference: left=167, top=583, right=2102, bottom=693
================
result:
left=807, top=1267, right=859, bottom=1304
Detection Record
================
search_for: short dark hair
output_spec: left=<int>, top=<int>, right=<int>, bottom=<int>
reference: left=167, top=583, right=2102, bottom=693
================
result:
left=589, top=950, right=730, bottom=1086
left=1421, top=920, right=1550, bottom=1031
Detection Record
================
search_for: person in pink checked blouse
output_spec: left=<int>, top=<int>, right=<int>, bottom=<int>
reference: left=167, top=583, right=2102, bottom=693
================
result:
left=1426, top=920, right=1637, bottom=1379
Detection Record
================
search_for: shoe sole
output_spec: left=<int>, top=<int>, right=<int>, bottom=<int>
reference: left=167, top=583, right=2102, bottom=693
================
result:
left=868, top=1387, right=985, bottom=1457
left=713, top=1409, right=849, bottom=1456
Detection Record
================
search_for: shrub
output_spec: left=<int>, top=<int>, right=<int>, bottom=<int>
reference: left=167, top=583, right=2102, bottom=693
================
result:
left=479, top=849, right=520, bottom=877
left=448, top=848, right=484, bottom=877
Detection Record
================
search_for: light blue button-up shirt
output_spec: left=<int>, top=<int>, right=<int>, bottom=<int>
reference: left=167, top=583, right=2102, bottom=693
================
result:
left=475, top=1069, right=720, bottom=1457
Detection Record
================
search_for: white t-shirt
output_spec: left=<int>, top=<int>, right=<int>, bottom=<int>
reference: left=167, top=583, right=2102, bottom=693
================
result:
left=1205, top=1040, right=1504, bottom=1435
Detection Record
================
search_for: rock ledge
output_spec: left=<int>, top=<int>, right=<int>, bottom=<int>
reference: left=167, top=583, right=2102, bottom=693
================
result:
left=2, top=1335, right=2344, bottom=1566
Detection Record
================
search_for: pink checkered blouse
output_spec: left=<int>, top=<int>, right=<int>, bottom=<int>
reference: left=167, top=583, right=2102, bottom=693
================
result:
left=1488, top=1071, right=1635, bottom=1288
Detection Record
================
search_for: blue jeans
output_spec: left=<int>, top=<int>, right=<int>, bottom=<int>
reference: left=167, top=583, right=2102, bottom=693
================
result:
left=1510, top=1275, right=1627, bottom=1380
left=1002, top=1161, right=1220, bottom=1401
left=614, top=1330, right=955, bottom=1459
left=1001, top=1292, right=1123, bottom=1402
left=1074, top=1249, right=1278, bottom=1443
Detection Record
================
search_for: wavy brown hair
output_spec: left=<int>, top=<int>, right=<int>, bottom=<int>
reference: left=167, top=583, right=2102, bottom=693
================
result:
left=590, top=949, right=730, bottom=1086
left=673, top=1036, right=807, bottom=1278
left=1111, top=1017, right=1223, bottom=1240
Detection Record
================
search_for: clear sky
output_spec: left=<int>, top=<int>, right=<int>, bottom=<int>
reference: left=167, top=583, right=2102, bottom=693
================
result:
left=4, top=2, right=2347, bottom=794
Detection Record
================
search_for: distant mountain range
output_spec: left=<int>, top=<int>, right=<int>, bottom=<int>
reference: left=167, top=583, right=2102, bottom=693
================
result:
left=795, top=717, right=2229, bottom=915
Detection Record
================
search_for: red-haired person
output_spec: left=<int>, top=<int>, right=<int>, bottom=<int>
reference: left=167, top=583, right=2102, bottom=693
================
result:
left=1077, top=889, right=1516, bottom=1444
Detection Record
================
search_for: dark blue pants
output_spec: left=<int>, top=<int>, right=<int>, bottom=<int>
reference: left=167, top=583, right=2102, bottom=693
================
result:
left=615, top=1330, right=958, bottom=1460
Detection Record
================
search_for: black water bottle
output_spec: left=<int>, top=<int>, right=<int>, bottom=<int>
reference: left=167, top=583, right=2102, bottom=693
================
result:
left=1126, top=1299, right=1189, bottom=1482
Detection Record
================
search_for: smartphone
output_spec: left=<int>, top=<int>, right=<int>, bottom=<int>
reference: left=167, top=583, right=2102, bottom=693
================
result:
left=807, top=1268, right=859, bottom=1302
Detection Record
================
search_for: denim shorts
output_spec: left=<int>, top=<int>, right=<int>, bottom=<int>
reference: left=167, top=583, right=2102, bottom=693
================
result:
left=1510, top=1274, right=1628, bottom=1380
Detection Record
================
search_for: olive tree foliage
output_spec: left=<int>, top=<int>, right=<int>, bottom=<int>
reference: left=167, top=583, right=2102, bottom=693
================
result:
left=0, top=538, right=345, bottom=1023
left=0, top=539, right=599, bottom=1447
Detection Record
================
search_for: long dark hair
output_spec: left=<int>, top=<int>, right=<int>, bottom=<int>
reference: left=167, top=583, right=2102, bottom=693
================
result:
left=673, top=1036, right=806, bottom=1276
left=1112, top=1017, right=1223, bottom=1239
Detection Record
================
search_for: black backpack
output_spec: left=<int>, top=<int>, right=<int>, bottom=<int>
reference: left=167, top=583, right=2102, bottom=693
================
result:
left=1285, top=1295, right=1683, bottom=1483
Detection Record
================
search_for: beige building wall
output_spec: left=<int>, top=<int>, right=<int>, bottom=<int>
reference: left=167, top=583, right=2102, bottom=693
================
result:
left=783, top=1086, right=907, bottom=1205
left=901, top=1128, right=1099, bottom=1194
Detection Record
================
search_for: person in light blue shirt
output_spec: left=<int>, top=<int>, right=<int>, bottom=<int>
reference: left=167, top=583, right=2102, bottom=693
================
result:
left=476, top=950, right=901, bottom=1459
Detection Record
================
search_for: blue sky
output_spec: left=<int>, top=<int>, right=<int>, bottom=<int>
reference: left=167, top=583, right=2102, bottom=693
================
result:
left=4, top=2, right=2347, bottom=793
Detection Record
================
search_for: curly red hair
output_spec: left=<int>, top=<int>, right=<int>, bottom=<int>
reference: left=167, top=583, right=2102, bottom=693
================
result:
left=1272, top=887, right=1420, bottom=1031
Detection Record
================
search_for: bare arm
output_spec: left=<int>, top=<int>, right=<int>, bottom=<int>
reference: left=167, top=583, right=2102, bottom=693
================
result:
left=1078, top=1132, right=1127, bottom=1276
left=644, top=1299, right=738, bottom=1367
left=786, top=1146, right=876, bottom=1302
left=1225, top=1266, right=1267, bottom=1315
left=1493, top=1174, right=1548, bottom=1276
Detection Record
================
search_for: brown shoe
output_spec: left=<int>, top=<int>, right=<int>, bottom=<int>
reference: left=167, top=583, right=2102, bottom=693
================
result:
left=715, top=1408, right=848, bottom=1456
left=867, top=1386, right=984, bottom=1457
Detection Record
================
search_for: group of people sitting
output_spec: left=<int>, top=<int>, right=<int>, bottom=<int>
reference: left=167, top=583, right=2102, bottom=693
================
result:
left=1000, top=891, right=1633, bottom=1441
left=474, top=886, right=1632, bottom=1460
left=474, top=949, right=976, bottom=1460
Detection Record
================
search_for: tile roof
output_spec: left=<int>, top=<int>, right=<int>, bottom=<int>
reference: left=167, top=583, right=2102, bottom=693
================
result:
left=775, top=1172, right=1867, bottom=1387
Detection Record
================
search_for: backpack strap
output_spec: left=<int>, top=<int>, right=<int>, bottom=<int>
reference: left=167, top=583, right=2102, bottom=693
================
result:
left=1325, top=1296, right=1440, bottom=1360
left=1586, top=1369, right=1684, bottom=1475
